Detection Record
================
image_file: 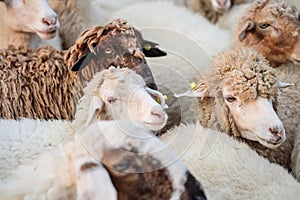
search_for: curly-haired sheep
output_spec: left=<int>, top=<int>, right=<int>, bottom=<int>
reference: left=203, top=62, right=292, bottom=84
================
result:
left=175, top=47, right=297, bottom=170
left=160, top=122, right=300, bottom=199
left=0, top=0, right=61, bottom=49
left=0, top=120, right=207, bottom=200
left=0, top=19, right=161, bottom=120
left=237, top=0, right=300, bottom=67
left=0, top=67, right=168, bottom=179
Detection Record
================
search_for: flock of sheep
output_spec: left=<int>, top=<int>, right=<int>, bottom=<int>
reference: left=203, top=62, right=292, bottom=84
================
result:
left=0, top=0, right=300, bottom=199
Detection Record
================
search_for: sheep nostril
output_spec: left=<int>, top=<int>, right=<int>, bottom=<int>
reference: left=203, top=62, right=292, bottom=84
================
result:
left=269, top=127, right=283, bottom=137
left=151, top=110, right=163, bottom=119
left=42, top=17, right=57, bottom=26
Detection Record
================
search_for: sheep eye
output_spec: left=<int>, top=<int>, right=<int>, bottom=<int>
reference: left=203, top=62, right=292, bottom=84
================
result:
left=107, top=97, right=117, bottom=104
left=259, top=23, right=270, bottom=29
left=225, top=96, right=237, bottom=103
left=105, top=48, right=113, bottom=54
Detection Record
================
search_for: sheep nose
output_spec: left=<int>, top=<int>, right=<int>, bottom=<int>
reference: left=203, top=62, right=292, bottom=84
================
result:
left=150, top=107, right=164, bottom=120
left=42, top=16, right=57, bottom=26
left=217, top=0, right=227, bottom=7
left=269, top=127, right=284, bottom=137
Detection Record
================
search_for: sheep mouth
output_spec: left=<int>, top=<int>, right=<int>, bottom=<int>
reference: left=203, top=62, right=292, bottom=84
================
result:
left=36, top=29, right=57, bottom=39
left=291, top=58, right=300, bottom=66
left=144, top=120, right=166, bottom=130
left=256, top=135, right=284, bottom=148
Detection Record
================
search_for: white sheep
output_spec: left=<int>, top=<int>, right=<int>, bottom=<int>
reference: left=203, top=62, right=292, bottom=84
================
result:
left=175, top=47, right=298, bottom=171
left=0, top=66, right=168, bottom=179
left=0, top=0, right=61, bottom=50
left=0, top=120, right=207, bottom=200
left=160, top=122, right=300, bottom=199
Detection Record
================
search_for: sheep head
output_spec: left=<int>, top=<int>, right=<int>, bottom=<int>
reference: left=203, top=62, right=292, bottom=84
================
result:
left=175, top=48, right=288, bottom=149
left=237, top=0, right=300, bottom=67
left=76, top=67, right=168, bottom=131
left=65, top=19, right=166, bottom=90
left=0, top=0, right=59, bottom=39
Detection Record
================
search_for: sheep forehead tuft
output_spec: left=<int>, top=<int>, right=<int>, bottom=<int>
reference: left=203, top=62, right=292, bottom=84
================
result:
left=65, top=19, right=142, bottom=67
left=213, top=48, right=278, bottom=102
left=250, top=0, right=299, bottom=20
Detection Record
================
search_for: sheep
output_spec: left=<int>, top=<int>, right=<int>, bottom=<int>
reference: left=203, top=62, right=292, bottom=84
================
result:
left=0, top=119, right=207, bottom=200
left=160, top=122, right=300, bottom=199
left=180, top=0, right=253, bottom=23
left=0, top=0, right=62, bottom=50
left=175, top=47, right=298, bottom=171
left=0, top=19, right=162, bottom=120
left=236, top=0, right=300, bottom=67
left=0, top=66, right=169, bottom=179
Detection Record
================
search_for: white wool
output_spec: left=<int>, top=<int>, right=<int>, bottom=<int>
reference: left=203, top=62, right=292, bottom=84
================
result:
left=160, top=122, right=300, bottom=199
left=0, top=119, right=75, bottom=179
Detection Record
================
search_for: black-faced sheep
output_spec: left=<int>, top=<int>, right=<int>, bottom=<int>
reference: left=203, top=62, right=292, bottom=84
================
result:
left=0, top=19, right=163, bottom=120
left=0, top=67, right=168, bottom=179
left=0, top=120, right=207, bottom=200
left=0, top=0, right=61, bottom=49
left=176, top=47, right=296, bottom=170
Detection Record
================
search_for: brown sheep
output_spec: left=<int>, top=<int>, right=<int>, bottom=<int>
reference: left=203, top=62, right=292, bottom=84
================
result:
left=0, top=19, right=164, bottom=120
left=237, top=0, right=300, bottom=67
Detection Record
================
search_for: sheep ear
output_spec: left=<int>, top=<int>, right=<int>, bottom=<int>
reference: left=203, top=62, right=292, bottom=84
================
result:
left=238, top=21, right=255, bottom=41
left=278, top=82, right=295, bottom=88
left=71, top=52, right=97, bottom=71
left=174, top=81, right=214, bottom=98
left=85, top=96, right=104, bottom=128
left=142, top=40, right=167, bottom=57
left=145, top=87, right=168, bottom=109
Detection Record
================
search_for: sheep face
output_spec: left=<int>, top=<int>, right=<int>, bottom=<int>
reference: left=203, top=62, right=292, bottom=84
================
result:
left=221, top=86, right=285, bottom=148
left=66, top=20, right=161, bottom=90
left=238, top=0, right=300, bottom=66
left=211, top=0, right=232, bottom=13
left=87, top=67, right=168, bottom=131
left=0, top=0, right=59, bottom=39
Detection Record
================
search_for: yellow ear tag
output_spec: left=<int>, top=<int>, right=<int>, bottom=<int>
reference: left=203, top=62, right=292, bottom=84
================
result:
left=155, top=95, right=168, bottom=104
left=190, top=82, right=197, bottom=90
left=163, top=95, right=168, bottom=101
left=144, top=44, right=151, bottom=51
